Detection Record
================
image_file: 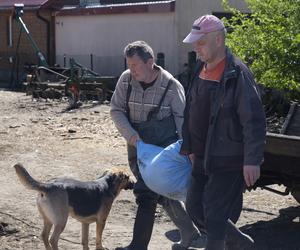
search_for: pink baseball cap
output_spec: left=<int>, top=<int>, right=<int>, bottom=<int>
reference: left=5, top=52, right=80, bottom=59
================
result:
left=183, top=15, right=226, bottom=43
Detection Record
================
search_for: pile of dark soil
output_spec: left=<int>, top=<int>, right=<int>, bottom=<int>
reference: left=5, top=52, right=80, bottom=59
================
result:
left=265, top=113, right=287, bottom=133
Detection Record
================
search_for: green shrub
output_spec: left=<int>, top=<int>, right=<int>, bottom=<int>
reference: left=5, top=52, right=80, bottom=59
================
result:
left=222, top=0, right=300, bottom=100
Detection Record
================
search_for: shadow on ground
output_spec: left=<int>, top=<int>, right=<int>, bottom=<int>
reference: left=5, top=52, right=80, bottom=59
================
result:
left=166, top=206, right=300, bottom=250
left=241, top=206, right=300, bottom=250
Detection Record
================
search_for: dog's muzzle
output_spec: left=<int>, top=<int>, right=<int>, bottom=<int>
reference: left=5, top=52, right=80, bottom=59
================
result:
left=125, top=180, right=135, bottom=190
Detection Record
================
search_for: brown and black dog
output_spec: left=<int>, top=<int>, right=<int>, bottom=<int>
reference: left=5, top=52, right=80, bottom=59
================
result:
left=14, top=163, right=134, bottom=250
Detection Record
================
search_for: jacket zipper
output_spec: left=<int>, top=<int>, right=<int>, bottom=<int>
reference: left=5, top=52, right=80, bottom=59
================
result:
left=203, top=73, right=235, bottom=173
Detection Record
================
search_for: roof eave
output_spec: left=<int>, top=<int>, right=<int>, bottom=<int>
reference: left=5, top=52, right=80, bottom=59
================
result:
left=55, top=1, right=175, bottom=16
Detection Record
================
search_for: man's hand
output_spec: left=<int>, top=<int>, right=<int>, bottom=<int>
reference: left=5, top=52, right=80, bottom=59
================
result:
left=188, top=153, right=195, bottom=165
left=243, top=165, right=260, bottom=187
left=129, top=134, right=140, bottom=147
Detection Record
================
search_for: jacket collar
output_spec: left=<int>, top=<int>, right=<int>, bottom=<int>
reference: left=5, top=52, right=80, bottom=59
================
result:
left=195, top=47, right=239, bottom=81
left=223, top=48, right=240, bottom=81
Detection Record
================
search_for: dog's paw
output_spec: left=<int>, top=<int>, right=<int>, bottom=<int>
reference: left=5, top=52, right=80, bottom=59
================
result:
left=96, top=247, right=109, bottom=250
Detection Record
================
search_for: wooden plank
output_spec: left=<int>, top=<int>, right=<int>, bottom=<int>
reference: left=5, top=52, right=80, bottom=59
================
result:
left=285, top=104, right=300, bottom=136
left=280, top=103, right=297, bottom=134
left=265, top=132, right=300, bottom=157
left=281, top=103, right=300, bottom=136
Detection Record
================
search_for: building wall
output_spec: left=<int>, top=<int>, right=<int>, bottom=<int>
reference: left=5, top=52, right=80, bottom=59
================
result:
left=0, top=10, right=53, bottom=84
left=175, top=0, right=249, bottom=71
left=55, top=12, right=176, bottom=76
left=55, top=0, right=250, bottom=77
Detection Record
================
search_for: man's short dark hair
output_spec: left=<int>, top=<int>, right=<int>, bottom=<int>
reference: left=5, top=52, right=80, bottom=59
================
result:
left=124, top=41, right=154, bottom=63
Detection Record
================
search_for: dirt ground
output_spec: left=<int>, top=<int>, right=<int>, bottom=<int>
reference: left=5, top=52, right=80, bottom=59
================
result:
left=0, top=89, right=300, bottom=250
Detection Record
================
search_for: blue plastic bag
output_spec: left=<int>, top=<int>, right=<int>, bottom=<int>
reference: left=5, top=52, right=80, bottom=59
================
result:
left=137, top=140, right=191, bottom=201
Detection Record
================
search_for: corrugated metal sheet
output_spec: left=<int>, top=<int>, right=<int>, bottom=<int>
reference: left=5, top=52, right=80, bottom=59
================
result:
left=80, top=0, right=169, bottom=5
left=84, top=0, right=174, bottom=8
left=58, top=0, right=175, bottom=16
left=0, top=0, right=168, bottom=9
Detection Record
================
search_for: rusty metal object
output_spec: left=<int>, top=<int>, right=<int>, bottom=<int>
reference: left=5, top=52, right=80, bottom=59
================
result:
left=14, top=4, right=117, bottom=106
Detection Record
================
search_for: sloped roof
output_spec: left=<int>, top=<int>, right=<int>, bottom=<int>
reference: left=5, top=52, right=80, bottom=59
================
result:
left=57, top=0, right=175, bottom=16
left=0, top=0, right=79, bottom=10
left=0, top=0, right=48, bottom=9
left=89, top=0, right=166, bottom=3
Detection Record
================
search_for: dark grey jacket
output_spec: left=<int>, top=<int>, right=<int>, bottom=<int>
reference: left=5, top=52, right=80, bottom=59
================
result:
left=180, top=49, right=266, bottom=173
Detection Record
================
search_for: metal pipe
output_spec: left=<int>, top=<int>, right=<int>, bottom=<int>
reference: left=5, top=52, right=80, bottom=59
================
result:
left=37, top=66, right=69, bottom=79
left=261, top=186, right=290, bottom=196
left=37, top=10, right=51, bottom=65
left=13, top=4, right=48, bottom=67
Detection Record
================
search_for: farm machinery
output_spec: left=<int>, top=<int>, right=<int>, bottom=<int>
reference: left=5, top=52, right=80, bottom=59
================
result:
left=13, top=3, right=117, bottom=108
left=255, top=103, right=300, bottom=203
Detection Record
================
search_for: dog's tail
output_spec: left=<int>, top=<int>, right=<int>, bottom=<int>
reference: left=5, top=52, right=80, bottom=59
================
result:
left=14, top=163, right=47, bottom=192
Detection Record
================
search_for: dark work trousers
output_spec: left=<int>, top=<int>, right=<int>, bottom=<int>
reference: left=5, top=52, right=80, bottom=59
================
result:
left=127, top=144, right=197, bottom=250
left=185, top=156, right=244, bottom=241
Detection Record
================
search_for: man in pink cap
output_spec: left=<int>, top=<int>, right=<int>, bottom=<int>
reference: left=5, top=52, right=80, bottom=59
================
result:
left=180, top=15, right=266, bottom=250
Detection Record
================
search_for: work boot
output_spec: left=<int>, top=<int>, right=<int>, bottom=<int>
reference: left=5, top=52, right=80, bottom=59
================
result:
left=225, top=220, right=254, bottom=250
left=162, top=199, right=200, bottom=250
left=205, top=239, right=225, bottom=250
left=171, top=230, right=200, bottom=250
left=116, top=203, right=156, bottom=250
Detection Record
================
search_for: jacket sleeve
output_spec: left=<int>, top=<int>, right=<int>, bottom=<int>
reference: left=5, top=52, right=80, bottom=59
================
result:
left=235, top=66, right=266, bottom=166
left=179, top=94, right=191, bottom=155
left=170, top=78, right=185, bottom=139
left=110, top=72, right=138, bottom=143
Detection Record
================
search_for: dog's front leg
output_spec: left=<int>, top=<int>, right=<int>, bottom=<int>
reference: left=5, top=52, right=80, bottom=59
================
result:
left=96, top=204, right=112, bottom=250
left=95, top=220, right=106, bottom=250
left=82, top=223, right=90, bottom=250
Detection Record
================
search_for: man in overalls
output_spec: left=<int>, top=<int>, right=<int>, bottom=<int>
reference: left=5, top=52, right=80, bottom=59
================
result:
left=110, top=40, right=199, bottom=250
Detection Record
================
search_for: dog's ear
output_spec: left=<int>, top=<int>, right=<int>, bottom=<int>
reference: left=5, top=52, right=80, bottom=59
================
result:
left=102, top=169, right=110, bottom=175
left=98, top=169, right=111, bottom=179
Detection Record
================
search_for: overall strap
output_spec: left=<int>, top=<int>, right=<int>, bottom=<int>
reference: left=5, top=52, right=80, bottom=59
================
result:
left=146, top=78, right=173, bottom=121
left=125, top=75, right=132, bottom=120
left=125, top=76, right=174, bottom=121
